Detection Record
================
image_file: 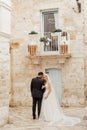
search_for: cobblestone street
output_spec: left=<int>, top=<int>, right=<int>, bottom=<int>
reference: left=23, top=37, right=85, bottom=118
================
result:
left=0, top=107, right=87, bottom=130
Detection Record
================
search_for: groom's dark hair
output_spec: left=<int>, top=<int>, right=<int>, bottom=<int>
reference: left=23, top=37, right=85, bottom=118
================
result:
left=38, top=72, right=43, bottom=76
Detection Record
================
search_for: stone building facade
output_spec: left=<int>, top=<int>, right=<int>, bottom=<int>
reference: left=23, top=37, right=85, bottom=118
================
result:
left=0, top=0, right=11, bottom=126
left=1, top=0, right=87, bottom=126
left=10, top=0, right=87, bottom=107
left=84, top=0, right=87, bottom=104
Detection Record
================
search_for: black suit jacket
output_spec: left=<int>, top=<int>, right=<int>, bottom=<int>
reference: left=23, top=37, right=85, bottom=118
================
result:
left=30, top=77, right=45, bottom=98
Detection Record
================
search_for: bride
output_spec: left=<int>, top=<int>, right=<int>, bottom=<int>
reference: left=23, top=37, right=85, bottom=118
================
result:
left=39, top=74, right=81, bottom=126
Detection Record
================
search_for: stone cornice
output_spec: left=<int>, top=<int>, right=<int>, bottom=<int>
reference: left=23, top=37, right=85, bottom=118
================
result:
left=27, top=54, right=71, bottom=64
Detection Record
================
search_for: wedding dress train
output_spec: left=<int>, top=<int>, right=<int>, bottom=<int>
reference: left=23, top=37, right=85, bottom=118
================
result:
left=39, top=81, right=81, bottom=126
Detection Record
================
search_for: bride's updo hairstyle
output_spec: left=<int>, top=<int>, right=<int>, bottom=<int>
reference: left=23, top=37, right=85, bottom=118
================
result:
left=43, top=74, right=48, bottom=81
left=43, top=74, right=52, bottom=84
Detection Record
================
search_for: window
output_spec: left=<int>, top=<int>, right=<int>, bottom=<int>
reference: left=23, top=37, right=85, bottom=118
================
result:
left=42, top=10, right=59, bottom=52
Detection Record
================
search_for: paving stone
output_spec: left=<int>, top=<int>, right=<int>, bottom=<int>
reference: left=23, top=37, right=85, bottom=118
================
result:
left=0, top=107, right=87, bottom=130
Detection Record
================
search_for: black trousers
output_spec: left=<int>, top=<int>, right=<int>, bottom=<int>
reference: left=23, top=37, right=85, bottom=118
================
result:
left=32, top=97, right=43, bottom=118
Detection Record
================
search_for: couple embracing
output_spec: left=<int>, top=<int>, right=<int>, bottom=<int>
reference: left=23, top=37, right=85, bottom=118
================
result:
left=30, top=72, right=46, bottom=119
left=30, top=72, right=81, bottom=126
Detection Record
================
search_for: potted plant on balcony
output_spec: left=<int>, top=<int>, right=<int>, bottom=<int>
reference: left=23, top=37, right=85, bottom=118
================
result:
left=53, top=29, right=62, bottom=33
left=28, top=31, right=38, bottom=56
left=40, top=36, right=51, bottom=45
left=51, top=29, right=62, bottom=36
left=29, top=31, right=38, bottom=35
left=60, top=32, right=68, bottom=54
left=40, top=36, right=51, bottom=51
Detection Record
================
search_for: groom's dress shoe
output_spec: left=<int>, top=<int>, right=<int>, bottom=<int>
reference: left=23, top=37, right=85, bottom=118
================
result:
left=33, top=116, right=36, bottom=119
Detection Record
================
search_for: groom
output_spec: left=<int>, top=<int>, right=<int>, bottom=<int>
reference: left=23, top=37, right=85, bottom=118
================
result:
left=30, top=72, right=45, bottom=119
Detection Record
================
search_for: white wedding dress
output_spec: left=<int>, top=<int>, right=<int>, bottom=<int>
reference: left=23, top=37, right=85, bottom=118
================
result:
left=39, top=81, right=81, bottom=126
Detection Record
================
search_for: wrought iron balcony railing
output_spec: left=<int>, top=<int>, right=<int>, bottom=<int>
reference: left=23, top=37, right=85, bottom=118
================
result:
left=40, top=32, right=62, bottom=55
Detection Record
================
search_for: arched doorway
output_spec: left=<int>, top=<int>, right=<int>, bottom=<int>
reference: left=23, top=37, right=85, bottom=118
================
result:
left=45, top=68, right=62, bottom=105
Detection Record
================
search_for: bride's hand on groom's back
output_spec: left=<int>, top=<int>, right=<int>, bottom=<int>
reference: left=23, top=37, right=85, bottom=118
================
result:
left=42, top=85, right=46, bottom=89
left=44, top=95, right=48, bottom=99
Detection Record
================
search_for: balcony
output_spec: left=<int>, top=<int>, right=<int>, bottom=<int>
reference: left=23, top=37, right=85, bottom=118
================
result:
left=28, top=31, right=71, bottom=64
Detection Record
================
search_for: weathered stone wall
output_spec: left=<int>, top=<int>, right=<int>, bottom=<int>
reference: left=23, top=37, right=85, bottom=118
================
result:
left=0, top=39, right=10, bottom=126
left=11, top=0, right=85, bottom=107
left=0, top=0, right=11, bottom=126
left=84, top=0, right=87, bottom=102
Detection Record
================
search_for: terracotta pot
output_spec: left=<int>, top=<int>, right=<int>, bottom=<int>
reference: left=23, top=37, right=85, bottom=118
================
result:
left=28, top=45, right=37, bottom=56
left=60, top=44, right=68, bottom=54
left=64, top=44, right=68, bottom=53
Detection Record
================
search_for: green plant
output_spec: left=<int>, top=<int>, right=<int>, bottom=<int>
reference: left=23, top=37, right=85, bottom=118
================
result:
left=40, top=37, right=51, bottom=43
left=29, top=31, right=38, bottom=34
left=53, top=29, right=62, bottom=33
